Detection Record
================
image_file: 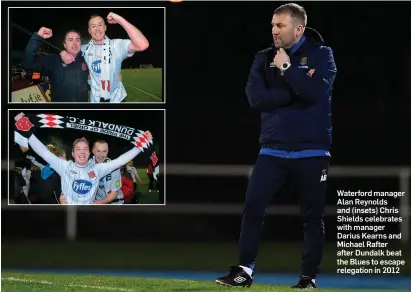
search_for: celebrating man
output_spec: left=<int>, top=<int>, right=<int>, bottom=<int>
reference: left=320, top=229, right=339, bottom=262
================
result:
left=61, top=12, right=149, bottom=103
left=23, top=28, right=89, bottom=102
left=14, top=112, right=153, bottom=205
left=91, top=140, right=124, bottom=204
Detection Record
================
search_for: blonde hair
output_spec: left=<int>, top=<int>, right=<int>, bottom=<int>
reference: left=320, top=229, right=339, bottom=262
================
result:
left=72, top=137, right=89, bottom=151
left=88, top=14, right=105, bottom=27
left=47, top=144, right=56, bottom=153
left=54, top=147, right=66, bottom=158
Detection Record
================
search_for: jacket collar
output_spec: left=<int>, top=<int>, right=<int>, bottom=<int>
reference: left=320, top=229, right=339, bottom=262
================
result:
left=289, top=35, right=306, bottom=55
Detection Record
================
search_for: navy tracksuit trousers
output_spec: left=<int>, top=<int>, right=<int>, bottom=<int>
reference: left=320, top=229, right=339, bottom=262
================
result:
left=239, top=154, right=329, bottom=277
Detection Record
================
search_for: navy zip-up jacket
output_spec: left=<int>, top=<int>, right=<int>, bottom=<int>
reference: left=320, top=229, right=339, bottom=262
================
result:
left=23, top=33, right=89, bottom=103
left=246, top=29, right=337, bottom=153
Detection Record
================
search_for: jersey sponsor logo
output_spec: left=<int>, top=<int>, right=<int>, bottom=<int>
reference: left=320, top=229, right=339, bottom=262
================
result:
left=15, top=117, right=34, bottom=131
left=72, top=179, right=92, bottom=194
left=91, top=60, right=101, bottom=74
left=115, top=180, right=121, bottom=188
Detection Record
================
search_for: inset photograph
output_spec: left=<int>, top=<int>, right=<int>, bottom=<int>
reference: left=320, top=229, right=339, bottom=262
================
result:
left=9, top=7, right=165, bottom=103
left=9, top=109, right=164, bottom=205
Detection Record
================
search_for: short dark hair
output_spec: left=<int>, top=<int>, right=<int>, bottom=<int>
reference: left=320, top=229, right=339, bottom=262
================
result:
left=93, top=140, right=108, bottom=148
left=64, top=30, right=81, bottom=43
left=274, top=3, right=307, bottom=27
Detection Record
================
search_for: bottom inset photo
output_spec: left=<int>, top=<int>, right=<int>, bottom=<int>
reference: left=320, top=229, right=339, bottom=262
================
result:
left=8, top=109, right=164, bottom=205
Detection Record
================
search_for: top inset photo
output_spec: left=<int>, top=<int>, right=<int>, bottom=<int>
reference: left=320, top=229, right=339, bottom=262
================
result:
left=9, top=7, right=165, bottom=103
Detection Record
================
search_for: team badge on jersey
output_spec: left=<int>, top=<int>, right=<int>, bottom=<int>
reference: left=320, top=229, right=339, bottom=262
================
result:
left=81, top=63, right=87, bottom=71
left=88, top=171, right=96, bottom=178
left=300, top=57, right=308, bottom=65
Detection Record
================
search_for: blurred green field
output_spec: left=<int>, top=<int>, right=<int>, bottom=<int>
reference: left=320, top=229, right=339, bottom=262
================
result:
left=32, top=68, right=163, bottom=103
left=3, top=272, right=404, bottom=292
left=2, top=241, right=410, bottom=276
left=85, top=68, right=162, bottom=102
left=121, top=68, right=163, bottom=102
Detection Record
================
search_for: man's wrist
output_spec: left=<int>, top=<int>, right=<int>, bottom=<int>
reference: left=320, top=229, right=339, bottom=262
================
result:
left=280, top=62, right=291, bottom=71
left=34, top=32, right=44, bottom=40
left=279, top=62, right=291, bottom=76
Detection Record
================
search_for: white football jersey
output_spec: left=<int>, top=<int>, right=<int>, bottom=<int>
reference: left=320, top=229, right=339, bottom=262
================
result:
left=90, top=157, right=123, bottom=202
left=82, top=38, right=134, bottom=103
left=28, top=135, right=140, bottom=204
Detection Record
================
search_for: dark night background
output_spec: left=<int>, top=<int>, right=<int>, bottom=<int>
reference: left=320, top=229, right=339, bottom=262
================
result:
left=8, top=109, right=164, bottom=163
left=2, top=0, right=411, bottom=287
left=9, top=7, right=165, bottom=68
left=7, top=109, right=164, bottom=205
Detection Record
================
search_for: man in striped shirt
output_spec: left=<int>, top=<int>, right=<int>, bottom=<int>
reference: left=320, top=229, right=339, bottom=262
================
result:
left=90, top=140, right=124, bottom=204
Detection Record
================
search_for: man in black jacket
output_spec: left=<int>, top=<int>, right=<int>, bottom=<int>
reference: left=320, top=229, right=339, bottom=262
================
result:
left=23, top=27, right=89, bottom=102
left=216, top=3, right=337, bottom=289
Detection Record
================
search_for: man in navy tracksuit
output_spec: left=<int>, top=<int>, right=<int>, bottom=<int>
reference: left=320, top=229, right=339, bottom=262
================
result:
left=216, top=3, right=337, bottom=289
left=23, top=27, right=89, bottom=102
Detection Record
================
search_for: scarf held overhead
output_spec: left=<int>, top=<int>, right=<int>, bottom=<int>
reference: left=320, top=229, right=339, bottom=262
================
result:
left=33, top=113, right=152, bottom=151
